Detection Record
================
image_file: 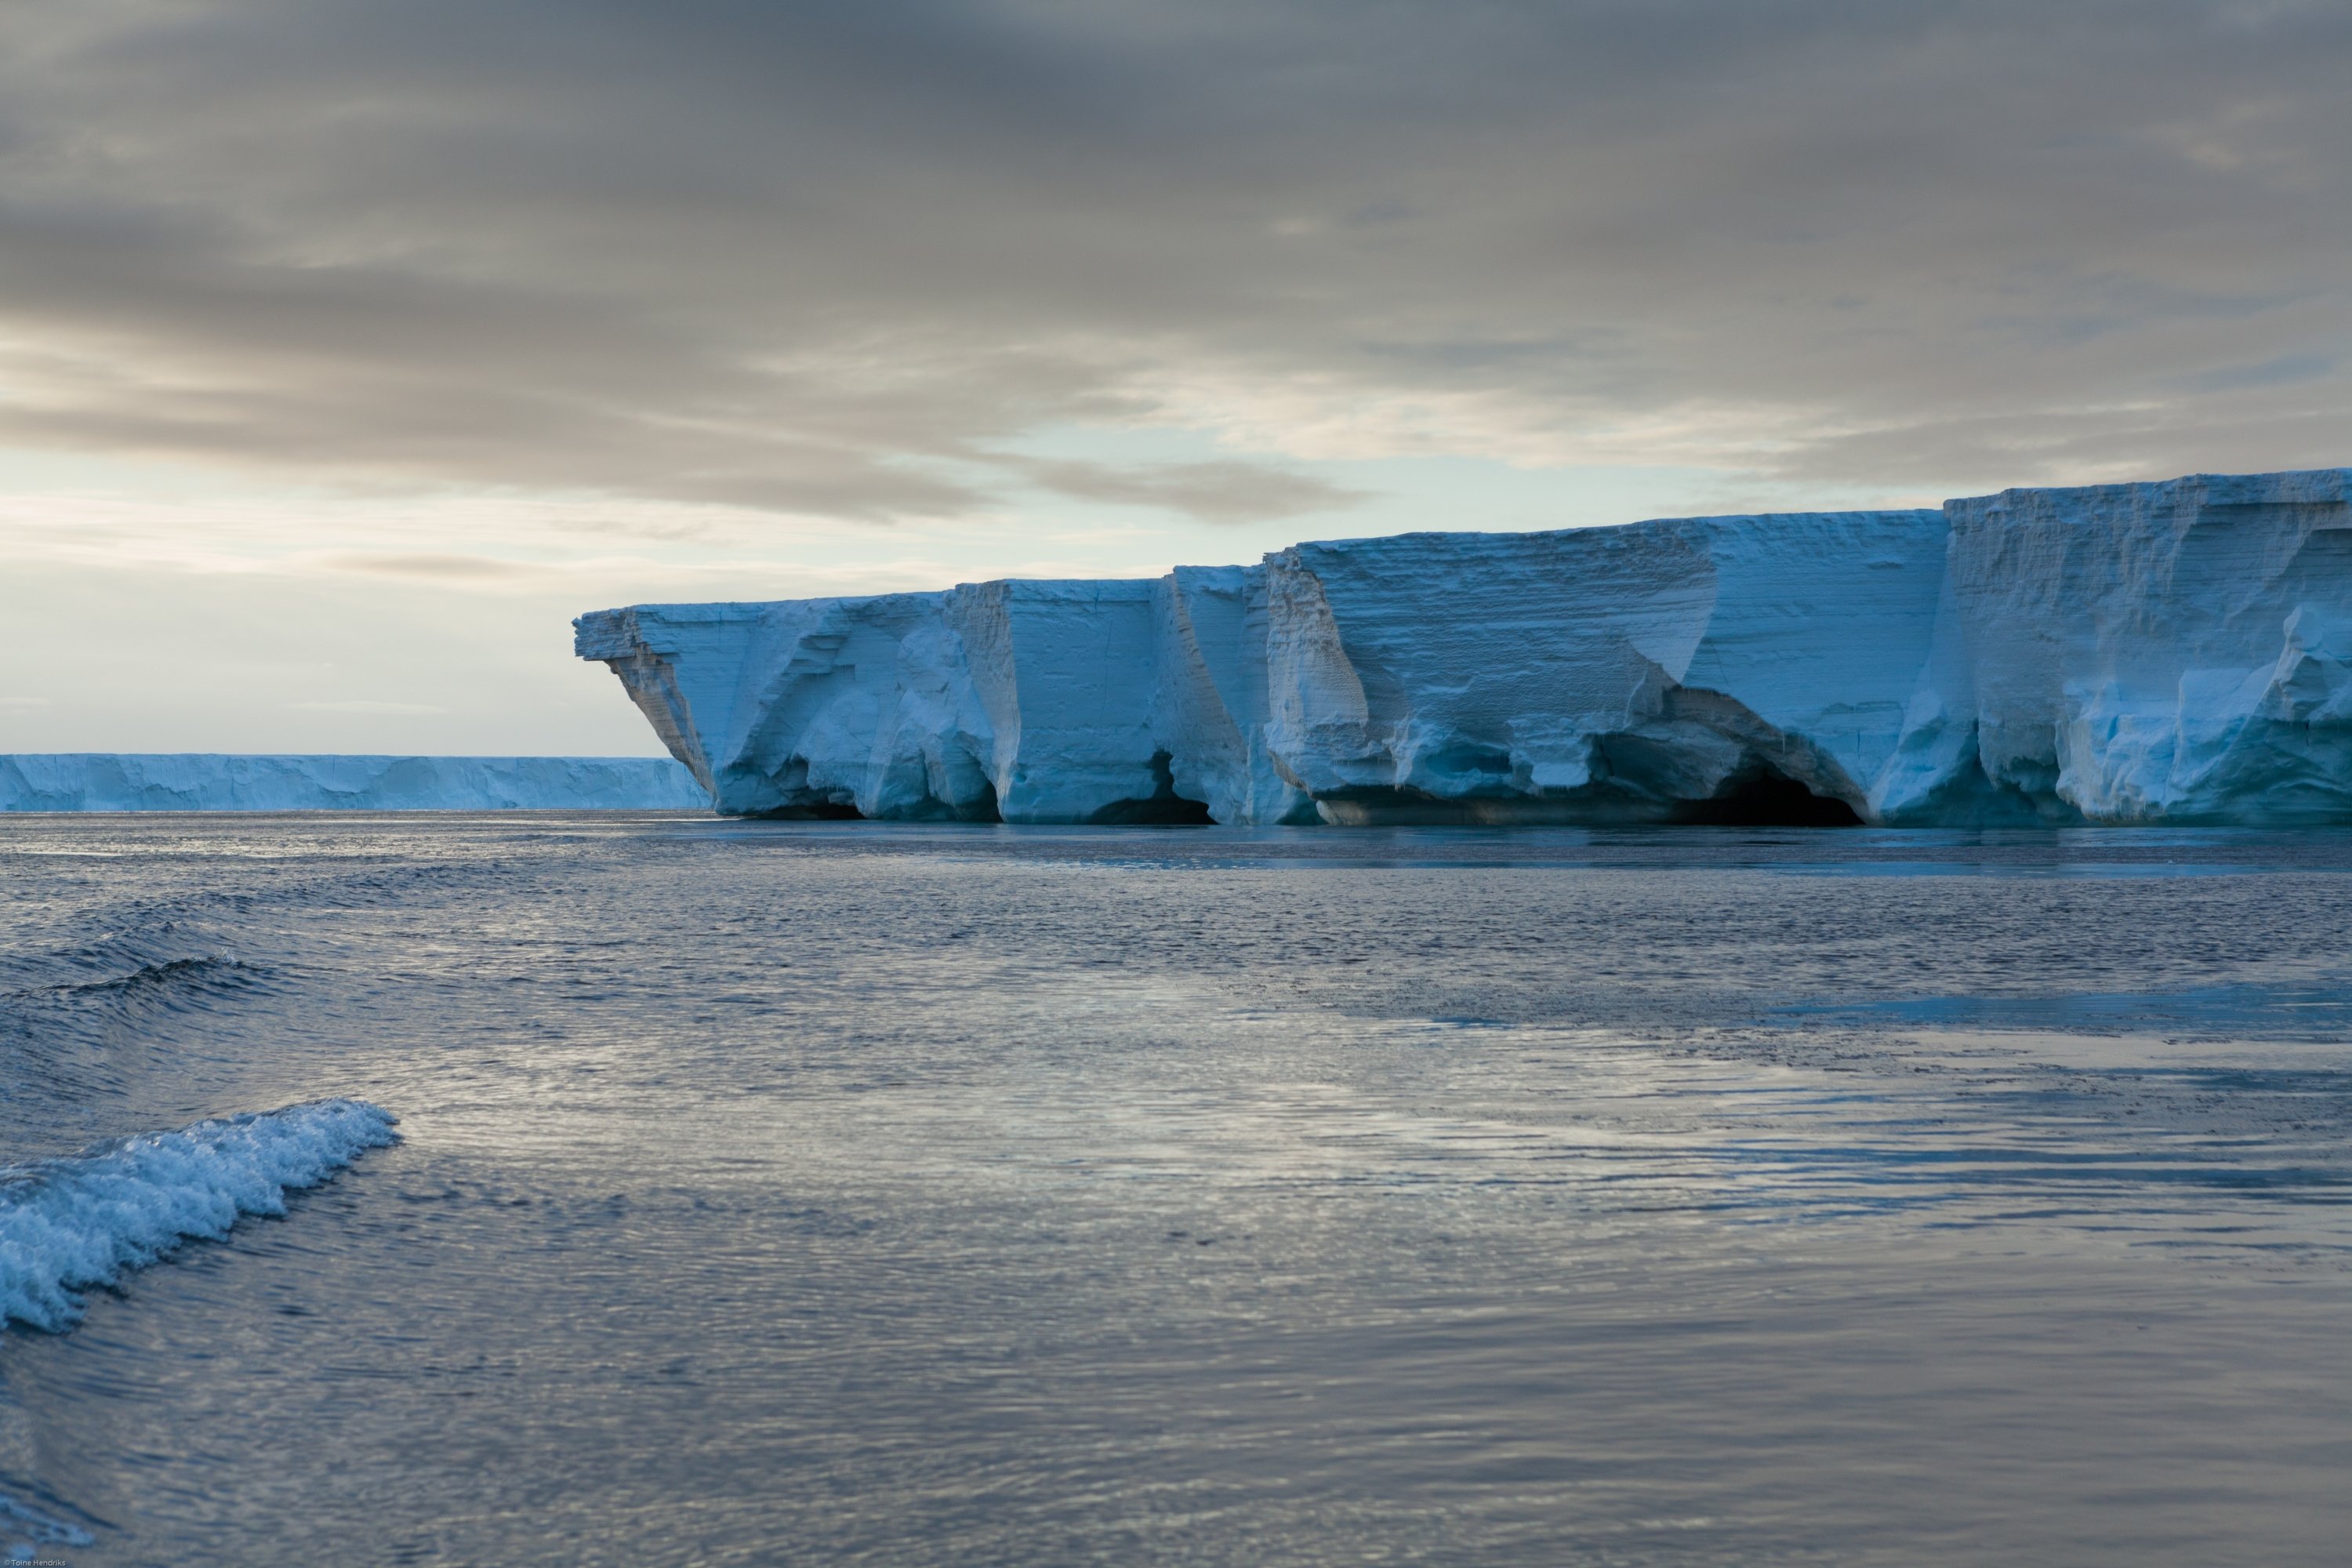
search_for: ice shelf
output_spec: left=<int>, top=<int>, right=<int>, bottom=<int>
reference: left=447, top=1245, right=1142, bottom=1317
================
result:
left=0, top=755, right=706, bottom=812
left=576, top=470, right=2352, bottom=826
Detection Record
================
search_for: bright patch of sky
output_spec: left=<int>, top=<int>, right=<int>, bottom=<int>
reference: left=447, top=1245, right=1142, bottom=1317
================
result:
left=9, top=428, right=1890, bottom=752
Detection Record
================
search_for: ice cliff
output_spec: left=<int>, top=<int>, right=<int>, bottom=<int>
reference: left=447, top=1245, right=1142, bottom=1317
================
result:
left=0, top=755, right=706, bottom=812
left=576, top=469, right=2352, bottom=826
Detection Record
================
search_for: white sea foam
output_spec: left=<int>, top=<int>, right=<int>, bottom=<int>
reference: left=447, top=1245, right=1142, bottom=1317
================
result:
left=0, top=1491, right=96, bottom=1554
left=0, top=1099, right=399, bottom=1333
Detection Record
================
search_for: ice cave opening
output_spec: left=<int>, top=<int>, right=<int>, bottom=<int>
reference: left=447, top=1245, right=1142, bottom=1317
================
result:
left=1087, top=751, right=1217, bottom=826
left=1670, top=762, right=1863, bottom=828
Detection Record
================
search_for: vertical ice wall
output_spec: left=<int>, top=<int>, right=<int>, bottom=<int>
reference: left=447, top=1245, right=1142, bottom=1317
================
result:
left=1261, top=513, right=1949, bottom=821
left=1882, top=469, right=2352, bottom=822
left=576, top=583, right=1184, bottom=821
left=576, top=469, right=2352, bottom=826
left=1152, top=566, right=1317, bottom=826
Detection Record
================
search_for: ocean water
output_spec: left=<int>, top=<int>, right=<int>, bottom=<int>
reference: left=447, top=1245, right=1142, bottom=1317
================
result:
left=2, top=815, right=2349, bottom=1567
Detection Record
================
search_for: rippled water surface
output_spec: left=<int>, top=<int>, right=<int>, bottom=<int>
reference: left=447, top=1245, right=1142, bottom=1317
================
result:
left=3, top=815, right=2350, bottom=1566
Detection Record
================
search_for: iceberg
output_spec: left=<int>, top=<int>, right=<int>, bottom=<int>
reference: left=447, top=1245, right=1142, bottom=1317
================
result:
left=0, top=755, right=707, bottom=812
left=576, top=469, right=2352, bottom=826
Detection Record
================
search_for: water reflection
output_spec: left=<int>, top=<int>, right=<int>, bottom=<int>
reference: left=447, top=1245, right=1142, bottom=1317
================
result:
left=1, top=815, right=2349, bottom=1565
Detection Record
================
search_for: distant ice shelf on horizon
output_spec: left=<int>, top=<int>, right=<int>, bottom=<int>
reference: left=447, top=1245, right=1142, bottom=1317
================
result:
left=577, top=468, right=2352, bottom=828
left=0, top=755, right=706, bottom=812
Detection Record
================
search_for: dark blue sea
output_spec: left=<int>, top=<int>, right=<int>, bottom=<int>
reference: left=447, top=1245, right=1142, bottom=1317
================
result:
left=4, top=815, right=2350, bottom=1566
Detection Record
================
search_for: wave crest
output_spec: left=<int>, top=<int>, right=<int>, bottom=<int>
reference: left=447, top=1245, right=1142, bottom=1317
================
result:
left=0, top=1098, right=399, bottom=1332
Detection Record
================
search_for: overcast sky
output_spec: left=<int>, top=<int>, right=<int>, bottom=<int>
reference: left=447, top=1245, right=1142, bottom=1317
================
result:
left=5, top=1, right=2349, bottom=752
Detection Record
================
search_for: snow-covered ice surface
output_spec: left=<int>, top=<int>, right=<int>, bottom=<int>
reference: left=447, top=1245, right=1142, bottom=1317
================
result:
left=0, top=755, right=706, bottom=812
left=0, top=1100, right=398, bottom=1334
left=579, top=469, right=2352, bottom=825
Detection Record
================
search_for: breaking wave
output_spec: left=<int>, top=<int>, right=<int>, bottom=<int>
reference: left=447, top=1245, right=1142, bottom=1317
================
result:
left=0, top=1098, right=399, bottom=1333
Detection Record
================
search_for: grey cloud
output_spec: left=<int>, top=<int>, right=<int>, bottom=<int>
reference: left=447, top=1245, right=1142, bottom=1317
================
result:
left=318, top=553, right=537, bottom=581
left=0, top=0, right=2347, bottom=521
left=286, top=699, right=448, bottom=714
left=2187, top=353, right=2336, bottom=393
left=1014, top=458, right=1367, bottom=523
